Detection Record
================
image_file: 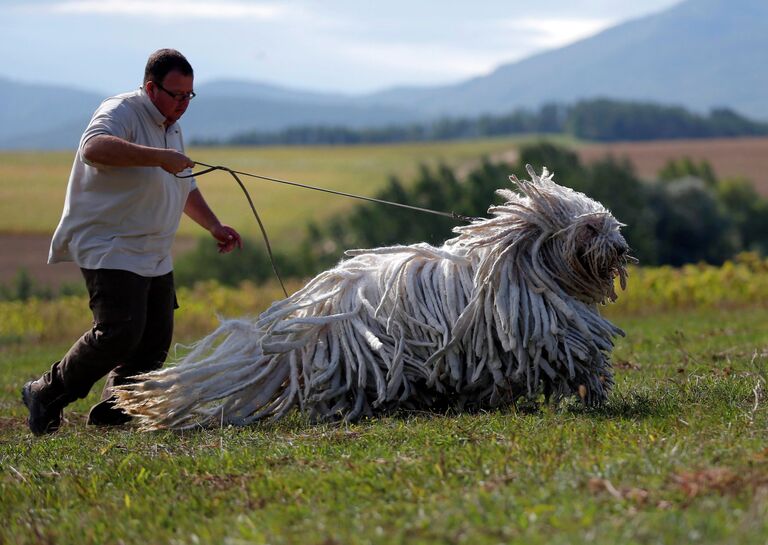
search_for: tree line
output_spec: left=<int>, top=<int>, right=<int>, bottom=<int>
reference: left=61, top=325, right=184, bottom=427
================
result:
left=191, top=100, right=768, bottom=147
left=174, top=142, right=768, bottom=288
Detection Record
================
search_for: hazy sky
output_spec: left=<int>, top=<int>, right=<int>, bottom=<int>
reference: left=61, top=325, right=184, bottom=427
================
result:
left=1, top=0, right=682, bottom=95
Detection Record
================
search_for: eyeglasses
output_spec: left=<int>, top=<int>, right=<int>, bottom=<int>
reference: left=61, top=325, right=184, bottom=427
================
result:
left=152, top=81, right=196, bottom=102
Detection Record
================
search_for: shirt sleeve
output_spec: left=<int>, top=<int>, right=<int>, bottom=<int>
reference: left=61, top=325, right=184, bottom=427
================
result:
left=79, top=97, right=134, bottom=151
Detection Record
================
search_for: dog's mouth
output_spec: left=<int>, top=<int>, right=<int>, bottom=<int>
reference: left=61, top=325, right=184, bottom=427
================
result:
left=607, top=245, right=636, bottom=276
left=577, top=242, right=636, bottom=303
left=606, top=248, right=637, bottom=300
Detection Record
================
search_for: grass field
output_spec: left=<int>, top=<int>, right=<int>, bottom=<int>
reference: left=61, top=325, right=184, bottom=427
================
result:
left=1, top=285, right=767, bottom=544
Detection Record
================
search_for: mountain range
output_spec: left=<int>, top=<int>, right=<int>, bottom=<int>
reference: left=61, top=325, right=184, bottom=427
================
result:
left=1, top=0, right=765, bottom=149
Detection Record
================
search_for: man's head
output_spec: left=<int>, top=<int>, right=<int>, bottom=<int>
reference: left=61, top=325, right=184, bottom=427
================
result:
left=143, top=49, right=195, bottom=125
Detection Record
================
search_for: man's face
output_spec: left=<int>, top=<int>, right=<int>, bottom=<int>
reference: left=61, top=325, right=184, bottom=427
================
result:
left=146, top=70, right=194, bottom=125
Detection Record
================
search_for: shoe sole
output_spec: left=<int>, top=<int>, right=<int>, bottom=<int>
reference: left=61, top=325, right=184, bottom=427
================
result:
left=21, top=382, right=32, bottom=411
left=21, top=381, right=59, bottom=436
left=21, top=382, right=39, bottom=435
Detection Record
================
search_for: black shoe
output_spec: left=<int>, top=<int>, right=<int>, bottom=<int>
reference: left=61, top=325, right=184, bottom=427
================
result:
left=21, top=381, right=63, bottom=436
left=87, top=397, right=132, bottom=426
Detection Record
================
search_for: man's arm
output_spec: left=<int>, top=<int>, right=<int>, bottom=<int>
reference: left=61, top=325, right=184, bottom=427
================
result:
left=82, top=135, right=194, bottom=174
left=184, top=188, right=242, bottom=253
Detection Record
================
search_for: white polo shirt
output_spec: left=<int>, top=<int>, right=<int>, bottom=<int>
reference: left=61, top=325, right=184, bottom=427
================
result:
left=48, top=88, right=197, bottom=277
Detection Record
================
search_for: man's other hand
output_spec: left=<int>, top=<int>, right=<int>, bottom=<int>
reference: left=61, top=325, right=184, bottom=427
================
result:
left=210, top=224, right=243, bottom=254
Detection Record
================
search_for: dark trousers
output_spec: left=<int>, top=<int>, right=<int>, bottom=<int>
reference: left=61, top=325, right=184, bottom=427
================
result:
left=37, top=268, right=177, bottom=407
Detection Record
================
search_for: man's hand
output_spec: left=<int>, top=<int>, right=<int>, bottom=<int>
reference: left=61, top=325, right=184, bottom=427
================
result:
left=210, top=224, right=242, bottom=254
left=158, top=149, right=195, bottom=174
left=184, top=188, right=241, bottom=252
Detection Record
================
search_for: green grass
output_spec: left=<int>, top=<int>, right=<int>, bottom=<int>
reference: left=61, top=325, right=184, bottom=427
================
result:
left=0, top=136, right=570, bottom=243
left=1, top=306, right=767, bottom=544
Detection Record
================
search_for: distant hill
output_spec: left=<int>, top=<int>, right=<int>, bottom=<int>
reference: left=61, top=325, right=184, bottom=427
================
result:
left=0, top=76, right=420, bottom=149
left=0, top=77, right=102, bottom=148
left=363, top=0, right=768, bottom=119
left=182, top=86, right=419, bottom=142
left=1, top=0, right=766, bottom=149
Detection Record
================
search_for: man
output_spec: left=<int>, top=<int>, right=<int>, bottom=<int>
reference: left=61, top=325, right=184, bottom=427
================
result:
left=21, top=48, right=242, bottom=435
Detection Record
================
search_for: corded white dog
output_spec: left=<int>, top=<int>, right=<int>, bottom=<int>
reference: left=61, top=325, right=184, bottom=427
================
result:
left=115, top=166, right=634, bottom=429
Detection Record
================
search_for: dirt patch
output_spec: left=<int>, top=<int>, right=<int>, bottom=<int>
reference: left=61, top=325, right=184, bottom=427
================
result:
left=0, top=416, right=25, bottom=434
left=578, top=137, right=768, bottom=195
left=0, top=233, right=80, bottom=289
left=0, top=234, right=198, bottom=291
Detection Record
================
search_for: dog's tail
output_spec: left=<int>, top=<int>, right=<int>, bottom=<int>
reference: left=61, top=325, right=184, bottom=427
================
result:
left=113, top=318, right=299, bottom=430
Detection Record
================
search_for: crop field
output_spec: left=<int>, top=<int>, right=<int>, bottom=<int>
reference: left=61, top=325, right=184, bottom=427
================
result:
left=1, top=259, right=767, bottom=544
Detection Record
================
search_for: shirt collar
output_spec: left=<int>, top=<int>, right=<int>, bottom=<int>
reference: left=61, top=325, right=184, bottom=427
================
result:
left=139, top=87, right=171, bottom=129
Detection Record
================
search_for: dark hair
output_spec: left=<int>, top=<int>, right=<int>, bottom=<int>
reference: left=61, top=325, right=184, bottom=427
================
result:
left=143, top=49, right=193, bottom=84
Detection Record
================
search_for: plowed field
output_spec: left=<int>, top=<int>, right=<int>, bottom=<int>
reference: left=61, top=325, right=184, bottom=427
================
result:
left=577, top=136, right=768, bottom=193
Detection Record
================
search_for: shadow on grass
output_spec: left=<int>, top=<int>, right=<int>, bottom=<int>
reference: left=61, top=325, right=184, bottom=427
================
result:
left=143, top=389, right=679, bottom=436
left=113, top=374, right=757, bottom=436
left=565, top=388, right=680, bottom=420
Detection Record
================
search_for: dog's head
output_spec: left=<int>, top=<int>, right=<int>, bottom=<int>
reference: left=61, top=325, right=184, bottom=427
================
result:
left=464, top=165, right=635, bottom=305
left=558, top=210, right=633, bottom=303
